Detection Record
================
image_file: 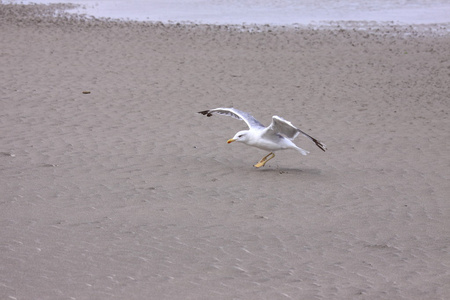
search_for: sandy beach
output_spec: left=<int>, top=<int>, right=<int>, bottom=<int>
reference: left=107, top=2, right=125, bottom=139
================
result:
left=1, top=3, right=449, bottom=299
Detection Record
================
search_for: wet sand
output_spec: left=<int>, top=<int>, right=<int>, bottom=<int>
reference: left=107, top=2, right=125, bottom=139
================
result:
left=1, top=3, right=449, bottom=299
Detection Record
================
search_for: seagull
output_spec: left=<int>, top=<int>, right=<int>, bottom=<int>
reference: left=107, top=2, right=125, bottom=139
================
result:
left=198, top=108, right=326, bottom=167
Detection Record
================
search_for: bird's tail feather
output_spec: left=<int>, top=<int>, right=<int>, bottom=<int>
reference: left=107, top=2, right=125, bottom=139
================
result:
left=296, top=147, right=309, bottom=156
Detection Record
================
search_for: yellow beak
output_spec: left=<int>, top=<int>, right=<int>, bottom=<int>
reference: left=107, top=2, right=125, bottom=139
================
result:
left=227, top=138, right=236, bottom=144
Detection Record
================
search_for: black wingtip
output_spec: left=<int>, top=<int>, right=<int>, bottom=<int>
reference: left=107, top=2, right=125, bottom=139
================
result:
left=198, top=110, right=212, bottom=117
left=309, top=136, right=327, bottom=152
left=316, top=140, right=327, bottom=152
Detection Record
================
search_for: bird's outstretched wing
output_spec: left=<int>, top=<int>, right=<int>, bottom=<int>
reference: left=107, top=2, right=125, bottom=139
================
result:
left=265, top=116, right=300, bottom=140
left=265, top=116, right=327, bottom=152
left=198, top=108, right=265, bottom=129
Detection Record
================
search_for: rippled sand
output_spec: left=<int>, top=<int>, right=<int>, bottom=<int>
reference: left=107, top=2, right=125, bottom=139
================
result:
left=1, top=3, right=449, bottom=299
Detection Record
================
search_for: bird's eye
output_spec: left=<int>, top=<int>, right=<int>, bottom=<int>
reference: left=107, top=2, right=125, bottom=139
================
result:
left=238, top=135, right=243, bottom=138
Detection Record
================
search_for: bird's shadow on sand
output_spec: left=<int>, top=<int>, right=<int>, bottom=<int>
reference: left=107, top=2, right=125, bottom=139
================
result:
left=257, top=166, right=322, bottom=176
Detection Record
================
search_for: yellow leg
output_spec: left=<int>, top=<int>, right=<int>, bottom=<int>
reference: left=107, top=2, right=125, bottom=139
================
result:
left=254, top=152, right=275, bottom=168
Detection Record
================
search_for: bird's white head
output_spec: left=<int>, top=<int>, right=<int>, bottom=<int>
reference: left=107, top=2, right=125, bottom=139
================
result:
left=227, top=130, right=250, bottom=144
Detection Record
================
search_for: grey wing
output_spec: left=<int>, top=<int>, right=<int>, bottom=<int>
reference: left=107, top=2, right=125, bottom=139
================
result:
left=198, top=107, right=265, bottom=129
left=264, top=116, right=327, bottom=151
left=264, top=116, right=300, bottom=139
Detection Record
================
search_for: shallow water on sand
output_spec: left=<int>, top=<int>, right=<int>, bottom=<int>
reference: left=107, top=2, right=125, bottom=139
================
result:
left=6, top=0, right=450, bottom=25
